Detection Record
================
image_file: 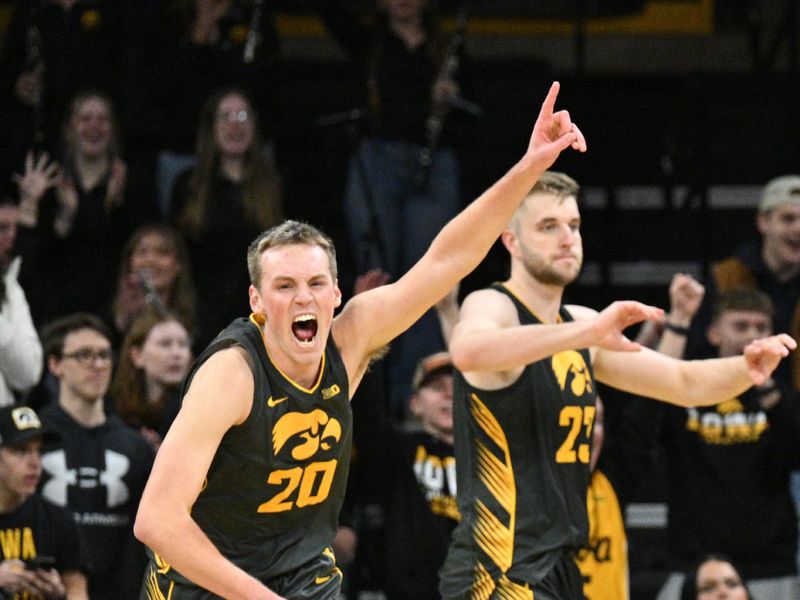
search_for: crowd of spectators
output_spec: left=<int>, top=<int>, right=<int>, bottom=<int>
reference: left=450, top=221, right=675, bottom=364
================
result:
left=0, top=1, right=797, bottom=599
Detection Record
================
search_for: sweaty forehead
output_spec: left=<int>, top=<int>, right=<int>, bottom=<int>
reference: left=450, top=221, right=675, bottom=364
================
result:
left=261, top=244, right=332, bottom=279
left=524, top=193, right=579, bottom=219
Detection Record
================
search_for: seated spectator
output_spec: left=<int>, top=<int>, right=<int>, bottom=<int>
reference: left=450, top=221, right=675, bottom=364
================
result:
left=680, top=554, right=751, bottom=600
left=622, top=288, right=800, bottom=600
left=349, top=351, right=458, bottom=600
left=111, top=223, right=196, bottom=339
left=0, top=193, right=42, bottom=406
left=38, top=313, right=154, bottom=599
left=0, top=0, right=123, bottom=160
left=112, top=309, right=192, bottom=452
left=685, top=175, right=800, bottom=390
left=0, top=405, right=88, bottom=599
left=169, top=87, right=282, bottom=349
left=146, top=0, right=281, bottom=157
left=12, top=91, right=158, bottom=324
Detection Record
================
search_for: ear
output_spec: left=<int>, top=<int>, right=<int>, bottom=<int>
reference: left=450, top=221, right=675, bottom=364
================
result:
left=333, top=280, right=343, bottom=308
left=408, top=392, right=422, bottom=418
left=707, top=323, right=721, bottom=348
left=500, top=228, right=519, bottom=258
left=130, top=346, right=144, bottom=369
left=47, top=355, right=62, bottom=378
left=248, top=284, right=263, bottom=314
left=756, top=212, right=768, bottom=235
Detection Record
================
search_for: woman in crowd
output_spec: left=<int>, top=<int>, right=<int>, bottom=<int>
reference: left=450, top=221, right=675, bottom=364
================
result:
left=13, top=90, right=157, bottom=323
left=112, top=223, right=196, bottom=339
left=680, top=554, right=751, bottom=600
left=169, top=87, right=282, bottom=349
left=112, top=309, right=192, bottom=452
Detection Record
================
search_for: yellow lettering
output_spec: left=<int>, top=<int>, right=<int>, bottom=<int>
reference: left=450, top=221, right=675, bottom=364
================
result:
left=0, top=528, right=22, bottom=559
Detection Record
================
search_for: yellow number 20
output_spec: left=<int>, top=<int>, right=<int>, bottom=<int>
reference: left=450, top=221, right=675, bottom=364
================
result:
left=258, top=459, right=338, bottom=513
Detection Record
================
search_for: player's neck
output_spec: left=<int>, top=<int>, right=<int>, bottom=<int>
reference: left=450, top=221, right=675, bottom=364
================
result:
left=263, top=337, right=323, bottom=391
left=505, top=273, right=564, bottom=324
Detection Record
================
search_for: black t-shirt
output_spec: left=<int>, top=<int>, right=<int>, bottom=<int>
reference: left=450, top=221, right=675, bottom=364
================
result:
left=0, top=493, right=88, bottom=575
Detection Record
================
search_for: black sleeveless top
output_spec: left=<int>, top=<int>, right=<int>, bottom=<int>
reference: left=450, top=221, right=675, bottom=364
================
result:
left=148, top=315, right=352, bottom=586
left=440, top=284, right=596, bottom=596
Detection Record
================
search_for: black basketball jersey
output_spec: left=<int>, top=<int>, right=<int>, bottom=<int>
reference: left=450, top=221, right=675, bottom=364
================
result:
left=143, top=315, right=352, bottom=594
left=440, top=284, right=596, bottom=598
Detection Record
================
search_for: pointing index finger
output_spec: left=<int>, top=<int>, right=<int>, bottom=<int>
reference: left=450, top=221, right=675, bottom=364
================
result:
left=538, top=81, right=560, bottom=120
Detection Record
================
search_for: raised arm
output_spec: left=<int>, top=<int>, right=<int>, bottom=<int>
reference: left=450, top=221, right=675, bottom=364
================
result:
left=134, top=348, right=284, bottom=599
left=334, top=82, right=586, bottom=368
left=594, top=334, right=796, bottom=407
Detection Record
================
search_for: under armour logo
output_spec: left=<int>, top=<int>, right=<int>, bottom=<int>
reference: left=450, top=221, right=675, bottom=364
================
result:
left=41, top=449, right=131, bottom=508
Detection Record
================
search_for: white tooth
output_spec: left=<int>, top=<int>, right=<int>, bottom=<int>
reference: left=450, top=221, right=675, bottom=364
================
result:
left=293, top=314, right=315, bottom=322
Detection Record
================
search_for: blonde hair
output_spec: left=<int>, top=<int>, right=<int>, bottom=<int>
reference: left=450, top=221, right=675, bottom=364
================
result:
left=510, top=171, right=580, bottom=231
left=247, top=220, right=337, bottom=286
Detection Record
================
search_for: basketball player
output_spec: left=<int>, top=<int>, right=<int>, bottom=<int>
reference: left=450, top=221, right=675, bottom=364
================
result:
left=438, top=171, right=795, bottom=600
left=134, top=83, right=592, bottom=598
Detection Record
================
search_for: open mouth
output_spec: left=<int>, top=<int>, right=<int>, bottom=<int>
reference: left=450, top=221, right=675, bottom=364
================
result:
left=292, top=314, right=318, bottom=347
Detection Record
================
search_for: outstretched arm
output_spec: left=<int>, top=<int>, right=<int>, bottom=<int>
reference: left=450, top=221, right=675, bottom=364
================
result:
left=335, top=82, right=586, bottom=374
left=451, top=293, right=662, bottom=389
left=134, top=349, right=285, bottom=599
left=594, top=334, right=796, bottom=407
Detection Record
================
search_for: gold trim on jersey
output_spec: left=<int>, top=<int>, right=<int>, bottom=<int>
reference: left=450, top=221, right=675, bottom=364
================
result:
left=470, top=393, right=516, bottom=573
left=498, top=283, right=563, bottom=325
left=249, top=313, right=326, bottom=394
left=471, top=562, right=534, bottom=600
left=144, top=563, right=175, bottom=600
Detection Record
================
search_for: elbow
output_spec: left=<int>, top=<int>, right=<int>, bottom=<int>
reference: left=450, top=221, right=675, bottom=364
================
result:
left=133, top=502, right=159, bottom=549
left=450, top=343, right=478, bottom=373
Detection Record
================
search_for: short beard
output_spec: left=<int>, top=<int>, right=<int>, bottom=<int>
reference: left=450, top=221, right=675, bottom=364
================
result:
left=521, top=248, right=581, bottom=287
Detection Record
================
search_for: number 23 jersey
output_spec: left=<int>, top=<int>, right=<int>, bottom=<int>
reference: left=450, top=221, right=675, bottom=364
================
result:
left=440, top=284, right=596, bottom=594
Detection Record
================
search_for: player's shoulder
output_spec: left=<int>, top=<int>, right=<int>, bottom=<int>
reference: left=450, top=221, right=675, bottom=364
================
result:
left=563, top=304, right=598, bottom=321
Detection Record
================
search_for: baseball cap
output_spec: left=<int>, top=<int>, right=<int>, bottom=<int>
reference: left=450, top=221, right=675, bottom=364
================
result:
left=412, top=352, right=454, bottom=391
left=0, top=406, right=58, bottom=447
left=759, top=175, right=800, bottom=213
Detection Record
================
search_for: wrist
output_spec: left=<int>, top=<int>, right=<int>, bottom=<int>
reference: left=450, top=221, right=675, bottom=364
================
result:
left=664, top=321, right=690, bottom=336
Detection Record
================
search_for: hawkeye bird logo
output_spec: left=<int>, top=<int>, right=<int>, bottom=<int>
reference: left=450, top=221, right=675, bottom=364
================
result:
left=551, top=350, right=593, bottom=397
left=272, top=409, right=342, bottom=460
left=267, top=395, right=288, bottom=408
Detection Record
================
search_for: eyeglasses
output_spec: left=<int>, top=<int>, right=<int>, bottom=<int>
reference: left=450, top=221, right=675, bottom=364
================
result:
left=216, top=110, right=250, bottom=123
left=61, top=348, right=113, bottom=366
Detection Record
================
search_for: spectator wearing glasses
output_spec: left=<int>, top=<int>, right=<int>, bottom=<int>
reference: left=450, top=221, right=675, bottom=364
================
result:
left=169, top=87, right=282, bottom=350
left=37, top=313, right=154, bottom=600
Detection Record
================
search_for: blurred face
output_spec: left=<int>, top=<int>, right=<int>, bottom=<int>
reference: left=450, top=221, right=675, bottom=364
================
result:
left=130, top=232, right=181, bottom=292
left=0, top=205, right=18, bottom=265
left=0, top=439, right=43, bottom=505
left=249, top=244, right=342, bottom=375
left=214, top=94, right=255, bottom=159
left=131, top=321, right=191, bottom=388
left=410, top=371, right=453, bottom=438
left=50, top=328, right=113, bottom=403
left=69, top=96, right=113, bottom=159
left=707, top=310, right=772, bottom=358
left=758, top=203, right=800, bottom=275
left=384, top=0, right=425, bottom=23
left=508, top=194, right=583, bottom=287
left=696, top=560, right=748, bottom=600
